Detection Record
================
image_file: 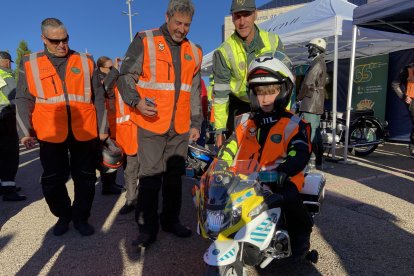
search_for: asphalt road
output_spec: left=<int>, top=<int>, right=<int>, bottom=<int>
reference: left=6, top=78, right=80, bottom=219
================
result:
left=1, top=142, right=414, bottom=276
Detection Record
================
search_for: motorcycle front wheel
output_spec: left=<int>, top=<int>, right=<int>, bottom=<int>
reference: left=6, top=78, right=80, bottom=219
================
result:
left=347, top=125, right=378, bottom=156
left=205, top=261, right=244, bottom=276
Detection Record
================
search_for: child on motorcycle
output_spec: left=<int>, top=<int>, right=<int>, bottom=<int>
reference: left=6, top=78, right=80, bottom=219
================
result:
left=217, top=52, right=314, bottom=257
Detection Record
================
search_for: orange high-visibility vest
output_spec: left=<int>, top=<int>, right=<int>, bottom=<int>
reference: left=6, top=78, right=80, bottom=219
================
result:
left=406, top=67, right=414, bottom=98
left=115, top=87, right=138, bottom=155
left=234, top=114, right=310, bottom=191
left=130, top=29, right=202, bottom=134
left=24, top=52, right=97, bottom=143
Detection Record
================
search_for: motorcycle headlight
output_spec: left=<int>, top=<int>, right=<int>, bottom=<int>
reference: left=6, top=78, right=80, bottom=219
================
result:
left=232, top=206, right=242, bottom=225
left=248, top=202, right=265, bottom=218
left=205, top=210, right=227, bottom=233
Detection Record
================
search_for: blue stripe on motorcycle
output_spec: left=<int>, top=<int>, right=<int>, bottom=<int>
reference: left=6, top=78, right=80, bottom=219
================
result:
left=251, top=232, right=268, bottom=237
left=251, top=237, right=265, bottom=242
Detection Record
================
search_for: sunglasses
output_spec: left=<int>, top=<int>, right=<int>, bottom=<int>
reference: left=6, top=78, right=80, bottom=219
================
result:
left=44, top=35, right=69, bottom=45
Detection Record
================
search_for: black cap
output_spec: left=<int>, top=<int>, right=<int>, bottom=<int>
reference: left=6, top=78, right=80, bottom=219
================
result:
left=231, top=0, right=256, bottom=13
left=0, top=51, right=13, bottom=62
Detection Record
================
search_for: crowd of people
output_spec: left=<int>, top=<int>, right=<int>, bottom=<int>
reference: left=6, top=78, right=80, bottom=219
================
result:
left=2, top=0, right=412, bottom=254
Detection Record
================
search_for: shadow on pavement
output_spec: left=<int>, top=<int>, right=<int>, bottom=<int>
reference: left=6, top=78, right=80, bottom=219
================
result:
left=317, top=191, right=414, bottom=275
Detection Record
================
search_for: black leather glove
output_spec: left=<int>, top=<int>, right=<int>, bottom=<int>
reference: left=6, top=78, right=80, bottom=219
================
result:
left=269, top=171, right=288, bottom=190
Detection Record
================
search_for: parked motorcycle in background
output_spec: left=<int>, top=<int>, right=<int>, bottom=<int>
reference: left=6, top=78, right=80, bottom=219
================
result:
left=192, top=159, right=325, bottom=275
left=320, top=109, right=388, bottom=157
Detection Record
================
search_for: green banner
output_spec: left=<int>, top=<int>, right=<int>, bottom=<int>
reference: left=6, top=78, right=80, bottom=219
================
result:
left=352, top=54, right=389, bottom=121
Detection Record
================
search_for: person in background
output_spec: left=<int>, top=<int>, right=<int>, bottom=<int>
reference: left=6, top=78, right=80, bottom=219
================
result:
left=297, top=38, right=328, bottom=170
left=94, top=56, right=124, bottom=195
left=114, top=83, right=139, bottom=215
left=98, top=56, right=140, bottom=214
left=0, top=51, right=26, bottom=201
left=392, top=61, right=414, bottom=157
left=212, top=0, right=285, bottom=147
left=117, top=0, right=202, bottom=249
left=218, top=54, right=314, bottom=257
left=15, top=18, right=108, bottom=236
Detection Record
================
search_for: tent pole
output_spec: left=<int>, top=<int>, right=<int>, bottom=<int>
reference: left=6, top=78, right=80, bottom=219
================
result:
left=331, top=33, right=339, bottom=159
left=343, top=25, right=358, bottom=163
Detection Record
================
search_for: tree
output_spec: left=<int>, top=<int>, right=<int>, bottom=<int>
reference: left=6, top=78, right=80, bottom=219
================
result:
left=14, top=40, right=31, bottom=81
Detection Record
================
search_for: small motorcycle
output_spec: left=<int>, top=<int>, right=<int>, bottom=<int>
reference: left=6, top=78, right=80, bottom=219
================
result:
left=192, top=159, right=325, bottom=275
left=320, top=109, right=387, bottom=157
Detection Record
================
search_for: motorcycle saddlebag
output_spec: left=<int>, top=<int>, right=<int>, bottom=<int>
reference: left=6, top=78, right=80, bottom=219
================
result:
left=300, top=173, right=326, bottom=216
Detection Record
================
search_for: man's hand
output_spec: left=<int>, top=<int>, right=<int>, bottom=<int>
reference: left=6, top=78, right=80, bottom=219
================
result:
left=189, top=128, right=200, bottom=142
left=136, top=98, right=158, bottom=117
left=99, top=133, right=109, bottom=141
left=405, top=97, right=412, bottom=104
left=21, top=137, right=36, bottom=149
left=215, top=134, right=225, bottom=147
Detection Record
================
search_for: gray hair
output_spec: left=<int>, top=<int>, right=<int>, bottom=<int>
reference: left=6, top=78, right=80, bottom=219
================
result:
left=166, top=0, right=195, bottom=19
left=41, top=18, right=67, bottom=34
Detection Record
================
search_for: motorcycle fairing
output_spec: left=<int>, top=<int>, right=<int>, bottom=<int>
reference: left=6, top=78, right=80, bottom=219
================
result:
left=204, top=240, right=240, bottom=266
left=233, top=208, right=281, bottom=251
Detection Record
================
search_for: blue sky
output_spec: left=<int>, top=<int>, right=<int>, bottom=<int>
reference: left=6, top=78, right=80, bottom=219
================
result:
left=2, top=0, right=270, bottom=69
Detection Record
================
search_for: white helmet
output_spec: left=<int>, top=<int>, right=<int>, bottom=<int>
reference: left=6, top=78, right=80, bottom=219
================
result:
left=247, top=52, right=295, bottom=113
left=307, top=38, right=327, bottom=52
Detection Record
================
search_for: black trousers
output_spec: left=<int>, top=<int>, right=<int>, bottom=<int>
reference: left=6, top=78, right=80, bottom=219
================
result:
left=39, top=134, right=98, bottom=221
left=0, top=111, right=19, bottom=184
left=273, top=182, right=313, bottom=236
left=135, top=127, right=188, bottom=236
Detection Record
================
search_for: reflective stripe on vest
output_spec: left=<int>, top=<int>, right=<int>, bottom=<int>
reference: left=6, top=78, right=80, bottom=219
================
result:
left=218, top=29, right=279, bottom=101
left=407, top=67, right=414, bottom=98
left=115, top=88, right=131, bottom=124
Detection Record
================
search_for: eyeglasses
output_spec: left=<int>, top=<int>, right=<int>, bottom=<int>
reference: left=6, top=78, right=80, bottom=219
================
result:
left=102, top=66, right=113, bottom=70
left=44, top=35, right=69, bottom=45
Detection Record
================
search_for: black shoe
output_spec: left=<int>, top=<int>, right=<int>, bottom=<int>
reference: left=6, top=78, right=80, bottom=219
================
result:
left=162, top=223, right=192, bottom=238
left=119, top=203, right=135, bottom=215
left=53, top=217, right=71, bottom=236
left=132, top=233, right=156, bottom=248
left=73, top=220, right=95, bottom=236
left=102, top=184, right=122, bottom=195
left=3, top=191, right=27, bottom=201
left=0, top=186, right=22, bottom=195
left=291, top=233, right=311, bottom=257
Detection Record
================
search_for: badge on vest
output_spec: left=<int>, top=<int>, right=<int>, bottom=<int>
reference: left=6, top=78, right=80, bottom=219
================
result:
left=238, top=61, right=246, bottom=70
left=249, top=127, right=256, bottom=136
left=184, top=54, right=192, bottom=61
left=71, top=67, right=81, bottom=74
left=158, top=43, right=165, bottom=51
left=270, top=134, right=282, bottom=143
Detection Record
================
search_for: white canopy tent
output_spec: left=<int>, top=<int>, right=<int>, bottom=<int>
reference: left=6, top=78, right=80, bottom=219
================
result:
left=201, top=0, right=414, bottom=158
left=344, top=0, right=414, bottom=162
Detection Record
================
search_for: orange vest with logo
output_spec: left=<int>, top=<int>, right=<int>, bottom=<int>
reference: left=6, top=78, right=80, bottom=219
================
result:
left=24, top=52, right=97, bottom=143
left=234, top=113, right=310, bottom=191
left=131, top=29, right=202, bottom=134
left=115, top=87, right=138, bottom=155
left=406, top=67, right=414, bottom=98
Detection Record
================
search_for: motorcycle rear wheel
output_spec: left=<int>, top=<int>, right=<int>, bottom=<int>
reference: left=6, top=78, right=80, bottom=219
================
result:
left=347, top=126, right=378, bottom=156
left=205, top=261, right=244, bottom=276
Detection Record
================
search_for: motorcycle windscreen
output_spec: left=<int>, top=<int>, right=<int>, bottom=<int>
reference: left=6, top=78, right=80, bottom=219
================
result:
left=201, top=159, right=260, bottom=210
